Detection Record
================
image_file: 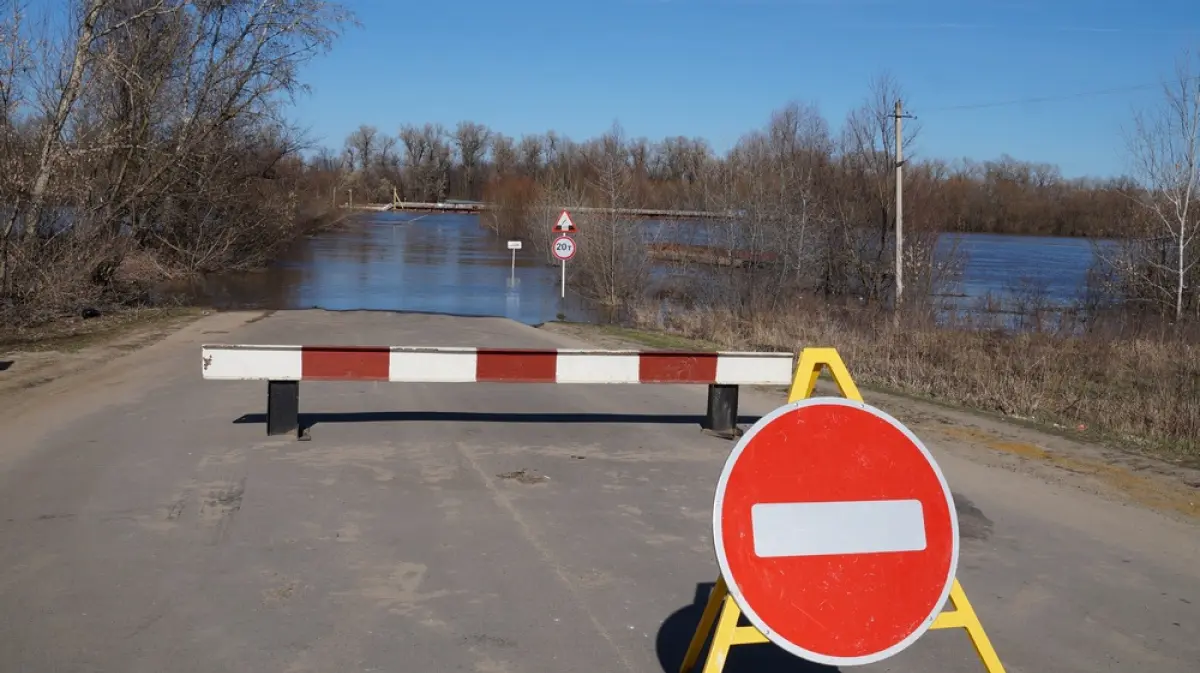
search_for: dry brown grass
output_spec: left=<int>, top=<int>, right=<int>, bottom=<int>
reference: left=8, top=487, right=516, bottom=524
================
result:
left=0, top=305, right=205, bottom=354
left=625, top=301, right=1200, bottom=461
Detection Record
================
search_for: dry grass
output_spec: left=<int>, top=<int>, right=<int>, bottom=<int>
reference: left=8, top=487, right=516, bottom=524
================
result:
left=624, top=301, right=1200, bottom=461
left=0, top=305, right=205, bottom=355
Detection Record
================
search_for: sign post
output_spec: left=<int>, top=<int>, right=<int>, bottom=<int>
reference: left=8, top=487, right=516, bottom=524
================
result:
left=507, top=240, right=522, bottom=284
left=551, top=234, right=575, bottom=299
left=550, top=210, right=578, bottom=301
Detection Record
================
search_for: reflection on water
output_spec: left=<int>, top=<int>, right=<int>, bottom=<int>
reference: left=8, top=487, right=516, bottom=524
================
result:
left=938, top=233, right=1108, bottom=306
left=173, top=211, right=1108, bottom=328
left=173, top=212, right=599, bottom=325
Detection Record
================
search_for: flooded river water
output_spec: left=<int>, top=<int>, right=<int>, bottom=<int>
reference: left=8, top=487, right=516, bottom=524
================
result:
left=178, top=212, right=600, bottom=325
left=175, top=211, right=1104, bottom=326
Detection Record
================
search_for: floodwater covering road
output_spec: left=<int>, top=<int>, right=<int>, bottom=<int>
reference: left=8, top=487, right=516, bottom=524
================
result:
left=169, top=211, right=1105, bottom=326
left=172, top=211, right=601, bottom=325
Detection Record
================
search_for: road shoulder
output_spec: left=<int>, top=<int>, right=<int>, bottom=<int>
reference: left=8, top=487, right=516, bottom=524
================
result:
left=0, top=307, right=211, bottom=397
left=538, top=320, right=1200, bottom=525
left=0, top=309, right=270, bottom=467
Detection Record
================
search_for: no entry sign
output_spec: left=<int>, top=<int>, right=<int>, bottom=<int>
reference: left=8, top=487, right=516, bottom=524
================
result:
left=713, top=397, right=959, bottom=666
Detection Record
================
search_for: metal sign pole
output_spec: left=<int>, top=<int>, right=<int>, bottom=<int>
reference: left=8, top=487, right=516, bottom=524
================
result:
left=560, top=260, right=566, bottom=299
left=506, top=240, right=522, bottom=287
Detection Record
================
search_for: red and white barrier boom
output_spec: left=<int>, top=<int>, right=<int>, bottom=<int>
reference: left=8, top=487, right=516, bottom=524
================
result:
left=201, top=344, right=794, bottom=438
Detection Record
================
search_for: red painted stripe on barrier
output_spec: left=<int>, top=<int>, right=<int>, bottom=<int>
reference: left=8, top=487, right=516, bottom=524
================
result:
left=476, top=348, right=557, bottom=383
left=302, top=346, right=390, bottom=381
left=639, top=352, right=719, bottom=383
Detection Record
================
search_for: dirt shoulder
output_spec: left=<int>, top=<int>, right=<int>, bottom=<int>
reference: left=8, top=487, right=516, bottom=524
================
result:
left=0, top=307, right=212, bottom=400
left=0, top=308, right=274, bottom=473
left=538, top=321, right=1200, bottom=524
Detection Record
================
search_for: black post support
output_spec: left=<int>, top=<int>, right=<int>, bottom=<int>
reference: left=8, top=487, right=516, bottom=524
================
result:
left=704, top=383, right=740, bottom=438
left=267, top=380, right=300, bottom=437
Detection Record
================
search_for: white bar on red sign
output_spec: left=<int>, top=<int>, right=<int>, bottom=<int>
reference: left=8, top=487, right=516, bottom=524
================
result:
left=750, top=499, right=927, bottom=558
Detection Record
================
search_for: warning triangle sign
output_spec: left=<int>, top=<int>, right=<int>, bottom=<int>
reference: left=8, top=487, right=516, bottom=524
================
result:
left=553, top=210, right=576, bottom=233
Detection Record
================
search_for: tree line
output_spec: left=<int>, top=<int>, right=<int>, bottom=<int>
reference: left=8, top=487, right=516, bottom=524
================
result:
left=329, top=67, right=1196, bottom=324
left=334, top=112, right=1139, bottom=240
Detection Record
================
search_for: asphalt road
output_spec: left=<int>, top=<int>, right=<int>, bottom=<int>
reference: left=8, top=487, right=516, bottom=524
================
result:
left=1, top=310, right=1196, bottom=673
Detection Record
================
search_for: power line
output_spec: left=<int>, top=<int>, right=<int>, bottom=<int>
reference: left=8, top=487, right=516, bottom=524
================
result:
left=922, top=76, right=1200, bottom=112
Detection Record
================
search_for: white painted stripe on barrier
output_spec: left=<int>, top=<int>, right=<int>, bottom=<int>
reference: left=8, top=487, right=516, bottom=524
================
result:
left=715, top=352, right=795, bottom=385
left=389, top=347, right=478, bottom=382
left=750, top=499, right=927, bottom=558
left=556, top=351, right=641, bottom=383
left=201, top=345, right=302, bottom=380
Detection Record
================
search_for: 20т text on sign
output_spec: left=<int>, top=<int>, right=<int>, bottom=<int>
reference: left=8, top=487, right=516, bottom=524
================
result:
left=552, top=235, right=576, bottom=261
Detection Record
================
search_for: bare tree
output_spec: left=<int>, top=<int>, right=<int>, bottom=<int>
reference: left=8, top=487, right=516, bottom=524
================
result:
left=765, top=101, right=833, bottom=298
left=1, top=0, right=354, bottom=322
left=399, top=122, right=451, bottom=201
left=453, top=120, right=490, bottom=198
left=344, top=124, right=379, bottom=171
left=572, top=123, right=650, bottom=306
left=375, top=133, right=398, bottom=169
left=1118, top=50, right=1200, bottom=321
left=341, top=126, right=398, bottom=200
left=15, top=1, right=163, bottom=243
left=838, top=72, right=921, bottom=303
left=312, top=147, right=345, bottom=172
left=518, top=134, right=543, bottom=177
left=490, top=132, right=516, bottom=177
left=0, top=0, right=32, bottom=294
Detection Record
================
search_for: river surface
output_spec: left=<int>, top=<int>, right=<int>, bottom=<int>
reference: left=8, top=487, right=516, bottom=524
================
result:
left=176, top=211, right=1107, bottom=326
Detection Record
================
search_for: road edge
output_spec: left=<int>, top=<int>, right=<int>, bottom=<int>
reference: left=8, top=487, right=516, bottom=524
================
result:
left=538, top=320, right=1200, bottom=524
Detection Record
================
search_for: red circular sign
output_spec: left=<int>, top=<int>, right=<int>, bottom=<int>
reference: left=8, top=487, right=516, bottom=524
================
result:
left=552, top=235, right=576, bottom=261
left=713, top=397, right=959, bottom=666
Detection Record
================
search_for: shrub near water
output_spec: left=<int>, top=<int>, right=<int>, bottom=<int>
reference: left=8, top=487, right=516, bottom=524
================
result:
left=627, top=302, right=1200, bottom=460
left=0, top=1, right=353, bottom=328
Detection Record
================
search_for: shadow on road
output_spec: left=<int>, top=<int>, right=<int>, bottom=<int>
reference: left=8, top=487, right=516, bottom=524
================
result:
left=233, top=410, right=761, bottom=434
left=0, top=360, right=12, bottom=371
left=657, top=583, right=840, bottom=673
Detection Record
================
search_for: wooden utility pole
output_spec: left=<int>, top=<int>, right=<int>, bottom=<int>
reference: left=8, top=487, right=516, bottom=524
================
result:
left=892, top=99, right=913, bottom=326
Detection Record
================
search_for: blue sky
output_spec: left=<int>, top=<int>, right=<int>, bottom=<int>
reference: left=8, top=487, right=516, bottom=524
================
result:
left=293, top=0, right=1200, bottom=178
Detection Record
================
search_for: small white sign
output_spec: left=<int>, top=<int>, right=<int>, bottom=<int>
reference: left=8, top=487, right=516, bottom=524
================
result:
left=552, top=235, right=576, bottom=261
left=507, top=240, right=522, bottom=250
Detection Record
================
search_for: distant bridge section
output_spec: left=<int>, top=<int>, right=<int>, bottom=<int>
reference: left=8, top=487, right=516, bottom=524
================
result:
left=343, top=199, right=734, bottom=220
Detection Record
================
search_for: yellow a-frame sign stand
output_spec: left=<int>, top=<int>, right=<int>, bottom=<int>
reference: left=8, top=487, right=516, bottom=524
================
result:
left=680, top=347, right=1007, bottom=673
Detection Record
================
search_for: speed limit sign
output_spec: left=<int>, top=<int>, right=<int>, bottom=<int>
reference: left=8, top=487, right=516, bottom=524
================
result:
left=552, top=235, right=576, bottom=261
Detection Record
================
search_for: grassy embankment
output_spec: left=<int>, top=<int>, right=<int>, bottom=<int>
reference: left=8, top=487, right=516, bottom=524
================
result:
left=558, top=303, right=1200, bottom=464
